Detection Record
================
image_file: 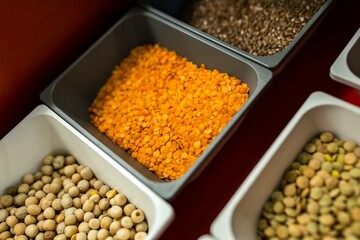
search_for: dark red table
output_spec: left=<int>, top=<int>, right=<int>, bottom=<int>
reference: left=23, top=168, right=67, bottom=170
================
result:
left=1, top=1, right=360, bottom=239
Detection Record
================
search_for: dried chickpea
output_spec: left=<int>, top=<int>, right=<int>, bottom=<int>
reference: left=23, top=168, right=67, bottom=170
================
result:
left=110, top=193, right=127, bottom=207
left=24, top=214, right=37, bottom=225
left=43, top=219, right=56, bottom=231
left=99, top=198, right=110, bottom=211
left=109, top=221, right=122, bottom=235
left=56, top=222, right=66, bottom=234
left=78, top=221, right=90, bottom=233
left=68, top=186, right=80, bottom=198
left=130, top=209, right=145, bottom=224
left=89, top=44, right=249, bottom=180
left=77, top=180, right=90, bottom=193
left=70, top=173, right=82, bottom=185
left=135, top=221, right=148, bottom=232
left=97, top=228, right=110, bottom=240
left=83, top=212, right=95, bottom=222
left=22, top=174, right=35, bottom=185
left=107, top=206, right=123, bottom=219
left=15, top=206, right=27, bottom=220
left=13, top=222, right=26, bottom=235
left=80, top=167, right=94, bottom=180
left=44, top=230, right=56, bottom=239
left=64, top=214, right=77, bottom=225
left=93, top=180, right=104, bottom=191
left=17, top=183, right=30, bottom=194
left=89, top=218, right=100, bottom=230
left=64, top=165, right=76, bottom=178
left=64, top=225, right=78, bottom=238
left=134, top=232, right=147, bottom=240
left=54, top=234, right=67, bottom=240
left=83, top=199, right=95, bottom=212
left=25, top=224, right=38, bottom=238
left=123, top=204, right=136, bottom=216
left=0, top=231, right=12, bottom=239
left=1, top=195, right=14, bottom=207
left=26, top=204, right=41, bottom=216
left=99, top=185, right=110, bottom=197
left=120, top=216, right=133, bottom=229
left=0, top=209, right=9, bottom=222
left=41, top=165, right=53, bottom=176
left=52, top=155, right=65, bottom=170
left=43, top=207, right=55, bottom=219
left=115, top=228, right=131, bottom=240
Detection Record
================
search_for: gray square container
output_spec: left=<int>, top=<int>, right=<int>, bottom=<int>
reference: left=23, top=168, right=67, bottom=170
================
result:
left=137, top=0, right=335, bottom=73
left=40, top=7, right=272, bottom=200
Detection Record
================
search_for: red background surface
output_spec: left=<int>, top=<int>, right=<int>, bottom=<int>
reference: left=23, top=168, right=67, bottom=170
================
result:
left=1, top=0, right=360, bottom=239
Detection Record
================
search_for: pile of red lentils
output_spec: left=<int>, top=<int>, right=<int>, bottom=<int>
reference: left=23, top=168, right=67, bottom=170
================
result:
left=89, top=44, right=249, bottom=181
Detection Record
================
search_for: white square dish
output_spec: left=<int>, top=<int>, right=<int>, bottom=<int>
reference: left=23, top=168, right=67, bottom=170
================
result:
left=330, top=28, right=360, bottom=90
left=0, top=105, right=174, bottom=240
left=206, top=91, right=360, bottom=240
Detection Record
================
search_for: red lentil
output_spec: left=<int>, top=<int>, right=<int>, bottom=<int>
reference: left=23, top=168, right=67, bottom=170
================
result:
left=89, top=44, right=249, bottom=181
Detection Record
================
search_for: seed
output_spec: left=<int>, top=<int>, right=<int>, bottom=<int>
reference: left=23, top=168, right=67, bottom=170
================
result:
left=120, top=216, right=134, bottom=229
left=327, top=142, right=338, bottom=154
left=296, top=176, right=309, bottom=189
left=80, top=167, right=94, bottom=180
left=108, top=206, right=123, bottom=219
left=344, top=153, right=357, bottom=165
left=134, top=231, right=147, bottom=240
left=124, top=204, right=136, bottom=216
left=53, top=155, right=65, bottom=169
left=116, top=228, right=131, bottom=240
left=109, top=221, right=122, bottom=235
left=135, top=221, right=148, bottom=233
left=350, top=207, right=360, bottom=221
left=64, top=225, right=78, bottom=238
left=1, top=195, right=14, bottom=207
left=320, top=132, right=334, bottom=143
left=339, top=181, right=353, bottom=196
left=272, top=201, right=284, bottom=214
left=25, top=224, right=38, bottom=238
left=27, top=204, right=42, bottom=216
left=319, top=214, right=335, bottom=226
left=343, top=140, right=357, bottom=152
left=130, top=209, right=145, bottom=224
left=283, top=184, right=296, bottom=197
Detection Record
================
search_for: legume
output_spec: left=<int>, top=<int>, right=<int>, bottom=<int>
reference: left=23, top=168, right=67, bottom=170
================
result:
left=181, top=0, right=326, bottom=56
left=89, top=44, right=249, bottom=180
left=0, top=154, right=148, bottom=239
left=257, top=132, right=360, bottom=239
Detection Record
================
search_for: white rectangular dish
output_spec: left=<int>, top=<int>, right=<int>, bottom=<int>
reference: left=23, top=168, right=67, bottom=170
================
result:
left=205, top=91, right=360, bottom=240
left=330, top=28, right=360, bottom=90
left=0, top=105, right=174, bottom=240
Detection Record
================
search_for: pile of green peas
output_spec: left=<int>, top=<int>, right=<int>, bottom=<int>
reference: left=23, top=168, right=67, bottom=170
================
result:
left=257, top=132, right=360, bottom=240
left=0, top=155, right=148, bottom=240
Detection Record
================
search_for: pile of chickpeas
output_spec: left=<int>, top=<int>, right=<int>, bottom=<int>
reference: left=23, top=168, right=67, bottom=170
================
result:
left=0, top=155, right=148, bottom=240
left=257, top=132, right=360, bottom=240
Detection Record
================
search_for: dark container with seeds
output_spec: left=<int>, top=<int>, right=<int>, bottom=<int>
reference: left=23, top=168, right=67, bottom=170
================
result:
left=137, top=0, right=335, bottom=73
left=40, top=7, right=272, bottom=200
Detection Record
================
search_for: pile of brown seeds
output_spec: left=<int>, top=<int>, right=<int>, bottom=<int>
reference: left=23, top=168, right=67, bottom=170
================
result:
left=181, top=0, right=327, bottom=56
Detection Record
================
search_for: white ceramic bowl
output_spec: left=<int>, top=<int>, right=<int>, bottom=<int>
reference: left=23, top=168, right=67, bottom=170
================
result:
left=330, top=28, right=360, bottom=90
left=0, top=105, right=174, bottom=240
left=204, top=91, right=360, bottom=240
